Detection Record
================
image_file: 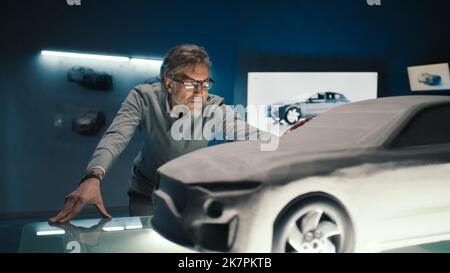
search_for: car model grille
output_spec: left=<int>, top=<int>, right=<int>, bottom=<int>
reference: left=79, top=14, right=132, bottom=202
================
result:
left=152, top=176, right=242, bottom=251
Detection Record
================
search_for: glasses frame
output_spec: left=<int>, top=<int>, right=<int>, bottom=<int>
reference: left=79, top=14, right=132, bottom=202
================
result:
left=172, top=77, right=214, bottom=92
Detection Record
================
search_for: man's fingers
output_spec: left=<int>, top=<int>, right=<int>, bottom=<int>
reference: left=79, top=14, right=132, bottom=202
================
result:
left=49, top=213, right=65, bottom=223
left=49, top=197, right=77, bottom=223
left=49, top=210, right=67, bottom=223
left=58, top=199, right=86, bottom=223
left=93, top=195, right=112, bottom=219
left=94, top=202, right=112, bottom=219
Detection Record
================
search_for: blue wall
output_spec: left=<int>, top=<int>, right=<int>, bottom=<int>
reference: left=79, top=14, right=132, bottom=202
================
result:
left=1, top=0, right=450, bottom=216
left=232, top=0, right=450, bottom=104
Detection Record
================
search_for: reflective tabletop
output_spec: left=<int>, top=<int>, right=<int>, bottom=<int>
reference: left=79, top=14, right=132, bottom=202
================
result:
left=19, top=216, right=195, bottom=253
left=18, top=216, right=450, bottom=253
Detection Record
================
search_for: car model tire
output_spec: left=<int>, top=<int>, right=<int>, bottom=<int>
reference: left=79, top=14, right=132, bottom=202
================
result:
left=272, top=198, right=354, bottom=253
left=283, top=107, right=302, bottom=125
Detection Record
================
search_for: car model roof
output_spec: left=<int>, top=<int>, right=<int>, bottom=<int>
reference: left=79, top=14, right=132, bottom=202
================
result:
left=299, top=95, right=450, bottom=146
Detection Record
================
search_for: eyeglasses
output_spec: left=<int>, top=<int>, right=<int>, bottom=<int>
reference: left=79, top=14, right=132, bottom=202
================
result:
left=172, top=78, right=214, bottom=91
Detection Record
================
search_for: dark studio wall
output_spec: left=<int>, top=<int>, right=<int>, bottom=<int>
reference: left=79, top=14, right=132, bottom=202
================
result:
left=1, top=0, right=450, bottom=217
left=232, top=0, right=450, bottom=105
left=0, top=62, right=5, bottom=213
left=0, top=0, right=238, bottom=216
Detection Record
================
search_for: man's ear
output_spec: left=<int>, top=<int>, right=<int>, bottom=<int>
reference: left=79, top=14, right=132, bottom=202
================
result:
left=164, top=78, right=173, bottom=93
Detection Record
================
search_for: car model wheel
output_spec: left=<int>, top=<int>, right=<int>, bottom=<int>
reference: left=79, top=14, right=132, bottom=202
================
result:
left=272, top=199, right=354, bottom=253
left=284, top=107, right=302, bottom=125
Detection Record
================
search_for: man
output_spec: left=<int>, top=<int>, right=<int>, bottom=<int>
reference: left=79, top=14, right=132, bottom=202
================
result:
left=49, top=44, right=273, bottom=223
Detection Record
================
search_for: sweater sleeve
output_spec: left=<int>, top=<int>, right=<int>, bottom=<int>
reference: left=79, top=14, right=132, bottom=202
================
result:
left=85, top=88, right=145, bottom=175
left=221, top=105, right=276, bottom=141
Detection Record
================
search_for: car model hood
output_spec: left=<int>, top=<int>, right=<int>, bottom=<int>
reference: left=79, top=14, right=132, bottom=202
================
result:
left=158, top=95, right=450, bottom=185
left=157, top=125, right=375, bottom=185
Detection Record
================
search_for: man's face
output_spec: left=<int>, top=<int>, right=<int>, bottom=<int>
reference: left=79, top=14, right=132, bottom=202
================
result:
left=165, top=64, right=210, bottom=113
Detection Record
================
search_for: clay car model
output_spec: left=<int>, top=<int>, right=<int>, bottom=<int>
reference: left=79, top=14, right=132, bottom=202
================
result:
left=72, top=111, right=106, bottom=135
left=266, top=92, right=350, bottom=125
left=152, top=95, right=450, bottom=253
left=67, top=66, right=113, bottom=90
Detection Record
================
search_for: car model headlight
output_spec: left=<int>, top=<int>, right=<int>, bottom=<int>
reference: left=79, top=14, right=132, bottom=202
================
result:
left=203, top=199, right=223, bottom=218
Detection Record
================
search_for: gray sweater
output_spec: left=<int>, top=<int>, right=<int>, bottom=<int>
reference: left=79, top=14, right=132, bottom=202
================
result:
left=86, top=83, right=269, bottom=197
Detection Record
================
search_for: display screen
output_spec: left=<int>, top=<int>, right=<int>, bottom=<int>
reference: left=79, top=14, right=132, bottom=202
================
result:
left=247, top=72, right=378, bottom=135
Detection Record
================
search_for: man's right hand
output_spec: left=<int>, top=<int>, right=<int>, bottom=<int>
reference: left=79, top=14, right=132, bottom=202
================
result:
left=49, top=178, right=111, bottom=224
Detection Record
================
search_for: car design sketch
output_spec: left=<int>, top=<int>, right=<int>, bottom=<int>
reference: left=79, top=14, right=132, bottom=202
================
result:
left=72, top=111, right=106, bottom=135
left=418, top=73, right=442, bottom=86
left=266, top=92, right=350, bottom=125
left=152, top=95, right=450, bottom=253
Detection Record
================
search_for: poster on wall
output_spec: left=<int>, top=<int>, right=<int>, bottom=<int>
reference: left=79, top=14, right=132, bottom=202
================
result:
left=407, top=63, right=450, bottom=91
left=247, top=72, right=378, bottom=136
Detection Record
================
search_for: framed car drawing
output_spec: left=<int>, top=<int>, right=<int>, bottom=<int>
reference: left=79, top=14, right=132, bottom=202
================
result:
left=407, top=63, right=450, bottom=91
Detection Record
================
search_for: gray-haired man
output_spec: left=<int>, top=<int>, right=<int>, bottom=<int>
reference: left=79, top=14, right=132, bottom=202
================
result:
left=50, top=44, right=273, bottom=223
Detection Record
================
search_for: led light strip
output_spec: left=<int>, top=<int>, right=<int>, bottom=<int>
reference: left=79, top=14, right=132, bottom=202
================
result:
left=125, top=224, right=143, bottom=230
left=41, top=50, right=130, bottom=62
left=102, top=226, right=125, bottom=232
left=130, top=58, right=163, bottom=65
left=41, top=50, right=163, bottom=65
left=36, top=230, right=66, bottom=236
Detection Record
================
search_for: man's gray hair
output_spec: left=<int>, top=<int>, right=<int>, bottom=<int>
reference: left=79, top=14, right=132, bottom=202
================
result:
left=160, top=44, right=211, bottom=84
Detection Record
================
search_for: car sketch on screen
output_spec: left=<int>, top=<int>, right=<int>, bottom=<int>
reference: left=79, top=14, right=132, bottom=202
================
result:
left=266, top=91, right=350, bottom=125
left=153, top=95, right=450, bottom=253
left=67, top=66, right=113, bottom=90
